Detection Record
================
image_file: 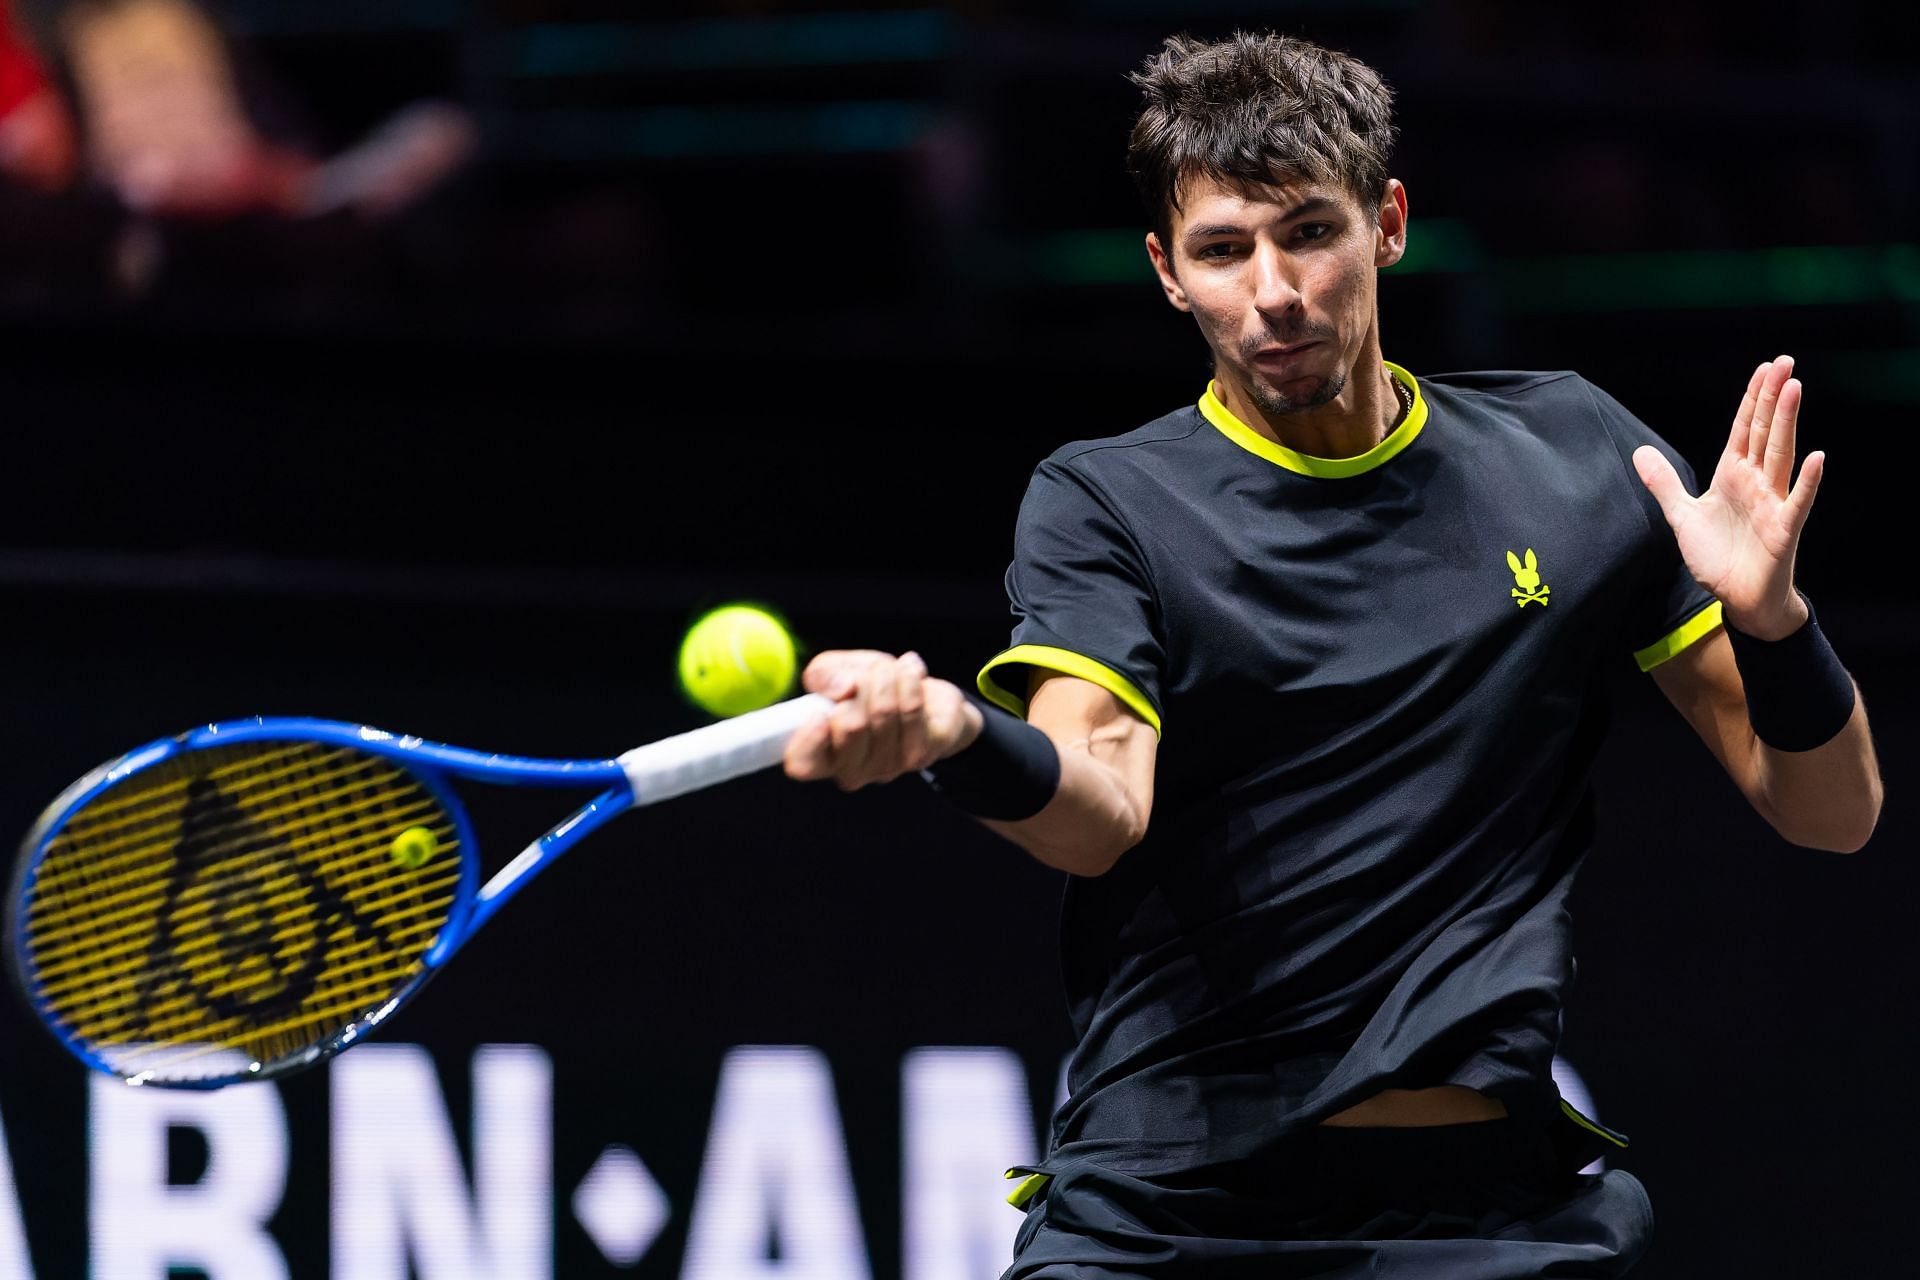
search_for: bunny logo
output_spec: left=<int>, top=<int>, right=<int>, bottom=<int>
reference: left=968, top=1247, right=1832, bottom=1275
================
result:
left=1506, top=548, right=1551, bottom=607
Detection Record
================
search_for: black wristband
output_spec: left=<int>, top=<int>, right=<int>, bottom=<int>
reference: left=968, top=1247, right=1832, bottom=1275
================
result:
left=1724, top=591, right=1857, bottom=752
left=922, top=694, right=1062, bottom=821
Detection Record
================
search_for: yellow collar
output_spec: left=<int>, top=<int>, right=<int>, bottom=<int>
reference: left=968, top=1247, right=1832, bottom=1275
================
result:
left=1198, top=361, right=1427, bottom=479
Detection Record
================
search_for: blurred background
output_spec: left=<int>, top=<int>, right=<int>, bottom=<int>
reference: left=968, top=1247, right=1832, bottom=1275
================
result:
left=0, top=0, right=1911, bottom=1276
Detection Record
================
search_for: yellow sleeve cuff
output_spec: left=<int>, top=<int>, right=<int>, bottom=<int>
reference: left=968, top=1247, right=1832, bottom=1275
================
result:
left=1004, top=1169, right=1052, bottom=1209
left=976, top=644, right=1162, bottom=737
left=1633, top=599, right=1724, bottom=672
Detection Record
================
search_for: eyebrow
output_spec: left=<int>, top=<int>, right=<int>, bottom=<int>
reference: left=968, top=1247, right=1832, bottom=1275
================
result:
left=1182, top=195, right=1344, bottom=246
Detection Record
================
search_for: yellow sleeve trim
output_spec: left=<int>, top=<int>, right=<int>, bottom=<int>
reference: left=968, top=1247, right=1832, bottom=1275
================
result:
left=1633, top=598, right=1724, bottom=672
left=1004, top=1170, right=1051, bottom=1209
left=977, top=644, right=1163, bottom=738
left=1560, top=1098, right=1629, bottom=1149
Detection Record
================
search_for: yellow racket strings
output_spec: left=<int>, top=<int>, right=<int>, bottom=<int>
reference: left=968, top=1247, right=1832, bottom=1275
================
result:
left=22, top=741, right=462, bottom=1081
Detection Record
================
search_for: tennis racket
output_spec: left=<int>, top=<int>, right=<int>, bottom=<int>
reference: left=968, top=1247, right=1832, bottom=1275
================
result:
left=7, top=694, right=830, bottom=1089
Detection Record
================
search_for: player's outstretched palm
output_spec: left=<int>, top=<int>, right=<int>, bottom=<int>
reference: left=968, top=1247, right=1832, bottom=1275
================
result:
left=1632, top=355, right=1824, bottom=639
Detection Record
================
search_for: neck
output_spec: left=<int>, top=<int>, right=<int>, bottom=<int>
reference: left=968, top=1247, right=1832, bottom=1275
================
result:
left=1212, top=335, right=1401, bottom=460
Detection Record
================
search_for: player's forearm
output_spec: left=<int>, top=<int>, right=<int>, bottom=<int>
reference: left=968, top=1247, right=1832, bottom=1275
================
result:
left=980, top=729, right=1150, bottom=877
left=1719, top=595, right=1882, bottom=854
left=785, top=652, right=1156, bottom=873
left=1752, top=687, right=1882, bottom=853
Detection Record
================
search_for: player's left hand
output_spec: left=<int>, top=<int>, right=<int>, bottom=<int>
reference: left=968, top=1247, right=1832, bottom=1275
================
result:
left=1633, top=355, right=1823, bottom=640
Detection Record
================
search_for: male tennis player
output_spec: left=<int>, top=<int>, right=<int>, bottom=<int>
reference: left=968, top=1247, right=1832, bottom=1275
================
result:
left=784, top=30, right=1882, bottom=1278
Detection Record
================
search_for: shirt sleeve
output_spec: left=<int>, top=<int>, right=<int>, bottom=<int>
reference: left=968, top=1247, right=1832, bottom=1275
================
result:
left=1586, top=380, right=1724, bottom=672
left=976, top=457, right=1166, bottom=735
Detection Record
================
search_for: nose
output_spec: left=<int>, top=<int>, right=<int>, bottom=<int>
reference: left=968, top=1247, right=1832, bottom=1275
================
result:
left=1250, top=243, right=1304, bottom=319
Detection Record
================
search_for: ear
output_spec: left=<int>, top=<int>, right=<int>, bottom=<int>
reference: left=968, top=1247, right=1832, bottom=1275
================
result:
left=1145, top=232, right=1191, bottom=312
left=1373, top=179, right=1408, bottom=270
left=1524, top=548, right=1538, bottom=570
left=1505, top=550, right=1522, bottom=574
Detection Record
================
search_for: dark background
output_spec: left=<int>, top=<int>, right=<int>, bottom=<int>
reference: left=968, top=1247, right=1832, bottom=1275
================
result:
left=0, top=1, right=1911, bottom=1275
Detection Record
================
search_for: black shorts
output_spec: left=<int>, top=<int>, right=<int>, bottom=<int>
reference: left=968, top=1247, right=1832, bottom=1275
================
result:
left=1004, top=1117, right=1652, bottom=1279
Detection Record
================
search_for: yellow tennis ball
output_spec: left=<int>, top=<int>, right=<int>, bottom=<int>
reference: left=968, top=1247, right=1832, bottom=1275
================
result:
left=678, top=604, right=798, bottom=718
left=390, top=825, right=438, bottom=870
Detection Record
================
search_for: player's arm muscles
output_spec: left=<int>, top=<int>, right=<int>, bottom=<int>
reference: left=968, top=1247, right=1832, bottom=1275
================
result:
left=1649, top=628, right=1882, bottom=853
left=976, top=670, right=1156, bottom=878
left=782, top=652, right=1155, bottom=878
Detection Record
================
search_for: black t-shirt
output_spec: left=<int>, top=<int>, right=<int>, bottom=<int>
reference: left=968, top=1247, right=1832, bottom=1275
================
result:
left=982, top=364, right=1719, bottom=1176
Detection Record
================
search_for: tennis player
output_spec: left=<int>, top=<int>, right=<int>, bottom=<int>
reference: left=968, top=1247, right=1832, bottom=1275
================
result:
left=784, top=30, right=1882, bottom=1277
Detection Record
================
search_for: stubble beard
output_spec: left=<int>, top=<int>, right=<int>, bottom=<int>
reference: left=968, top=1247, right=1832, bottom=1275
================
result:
left=1241, top=362, right=1347, bottom=415
left=1231, top=320, right=1346, bottom=415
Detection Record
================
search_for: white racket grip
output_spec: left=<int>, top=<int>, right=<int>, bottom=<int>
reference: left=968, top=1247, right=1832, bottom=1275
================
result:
left=617, top=693, right=833, bottom=805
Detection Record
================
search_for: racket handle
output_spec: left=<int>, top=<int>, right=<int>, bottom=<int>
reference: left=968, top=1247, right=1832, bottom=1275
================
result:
left=617, top=693, right=833, bottom=805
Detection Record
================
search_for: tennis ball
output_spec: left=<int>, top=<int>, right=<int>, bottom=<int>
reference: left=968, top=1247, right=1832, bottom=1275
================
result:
left=678, top=603, right=798, bottom=718
left=390, top=825, right=438, bottom=870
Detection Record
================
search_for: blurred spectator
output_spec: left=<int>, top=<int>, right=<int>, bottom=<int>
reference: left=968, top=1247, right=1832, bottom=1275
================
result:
left=3, top=0, right=474, bottom=220
left=0, top=0, right=76, bottom=189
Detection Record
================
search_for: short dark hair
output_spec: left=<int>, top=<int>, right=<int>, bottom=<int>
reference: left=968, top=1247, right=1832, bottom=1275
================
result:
left=1127, top=31, right=1397, bottom=249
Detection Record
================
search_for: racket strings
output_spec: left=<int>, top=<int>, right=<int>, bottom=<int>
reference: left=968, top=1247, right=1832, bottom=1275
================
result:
left=32, top=748, right=416, bottom=892
left=28, top=748, right=407, bottom=963
left=35, top=872, right=460, bottom=1019
left=84, top=927, right=443, bottom=1059
left=37, top=748, right=455, bottom=1066
left=19, top=741, right=462, bottom=1082
left=31, top=863, right=461, bottom=993
left=27, top=788, right=448, bottom=963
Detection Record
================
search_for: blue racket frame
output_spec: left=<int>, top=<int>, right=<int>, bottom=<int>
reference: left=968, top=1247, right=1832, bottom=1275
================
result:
left=9, top=716, right=639, bottom=1087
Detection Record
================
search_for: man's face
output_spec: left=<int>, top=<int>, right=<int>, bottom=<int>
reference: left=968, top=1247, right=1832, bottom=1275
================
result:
left=1146, top=173, right=1406, bottom=416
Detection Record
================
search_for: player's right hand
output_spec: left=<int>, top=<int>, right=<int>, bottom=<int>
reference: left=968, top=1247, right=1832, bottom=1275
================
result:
left=782, top=650, right=984, bottom=791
